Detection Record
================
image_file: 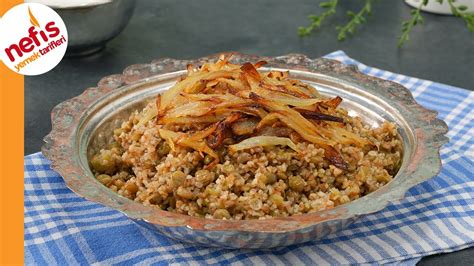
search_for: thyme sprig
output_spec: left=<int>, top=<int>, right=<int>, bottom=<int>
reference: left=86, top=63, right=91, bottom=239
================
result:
left=336, top=0, right=372, bottom=41
left=298, top=0, right=339, bottom=37
left=299, top=0, right=474, bottom=48
left=447, top=0, right=474, bottom=32
left=398, top=0, right=427, bottom=47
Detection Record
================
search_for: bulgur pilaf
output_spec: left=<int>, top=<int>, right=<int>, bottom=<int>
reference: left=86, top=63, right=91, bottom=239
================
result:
left=90, top=55, right=402, bottom=220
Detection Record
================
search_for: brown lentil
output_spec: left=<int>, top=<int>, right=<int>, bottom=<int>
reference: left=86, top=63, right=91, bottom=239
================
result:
left=91, top=102, right=402, bottom=220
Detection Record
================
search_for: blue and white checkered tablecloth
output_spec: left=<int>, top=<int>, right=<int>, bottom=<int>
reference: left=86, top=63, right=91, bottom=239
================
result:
left=24, top=51, right=474, bottom=265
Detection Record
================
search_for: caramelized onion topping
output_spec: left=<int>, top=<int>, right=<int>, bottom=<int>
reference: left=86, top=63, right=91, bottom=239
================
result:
left=141, top=55, right=374, bottom=170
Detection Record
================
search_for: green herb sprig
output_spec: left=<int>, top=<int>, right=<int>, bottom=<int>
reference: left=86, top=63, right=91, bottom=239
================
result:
left=398, top=0, right=427, bottom=47
left=336, top=0, right=372, bottom=41
left=298, top=0, right=339, bottom=37
left=299, top=0, right=474, bottom=48
left=447, top=0, right=474, bottom=32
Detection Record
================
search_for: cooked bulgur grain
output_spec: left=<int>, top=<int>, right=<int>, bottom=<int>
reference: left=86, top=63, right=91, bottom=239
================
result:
left=89, top=55, right=402, bottom=220
left=90, top=102, right=402, bottom=219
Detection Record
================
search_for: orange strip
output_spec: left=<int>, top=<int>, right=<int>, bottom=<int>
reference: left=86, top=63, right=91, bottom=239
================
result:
left=0, top=0, right=24, bottom=265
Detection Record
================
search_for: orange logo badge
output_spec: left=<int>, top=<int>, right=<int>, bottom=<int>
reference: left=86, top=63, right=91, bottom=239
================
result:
left=0, top=3, right=68, bottom=75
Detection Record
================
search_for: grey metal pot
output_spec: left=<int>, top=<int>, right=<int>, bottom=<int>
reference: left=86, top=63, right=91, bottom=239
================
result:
left=47, top=0, right=136, bottom=56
